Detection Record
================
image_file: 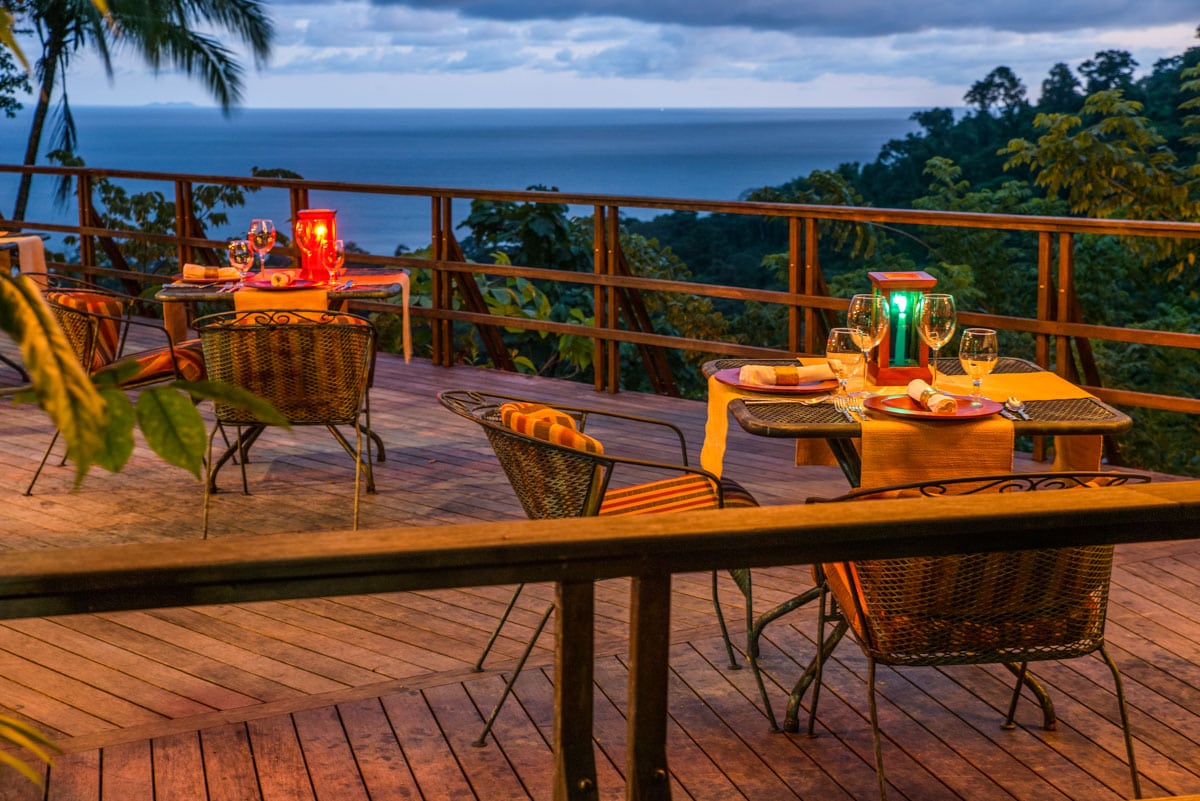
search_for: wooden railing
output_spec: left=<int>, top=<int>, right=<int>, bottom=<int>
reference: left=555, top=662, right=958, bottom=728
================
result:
left=3, top=164, right=1200, bottom=414
left=0, top=481, right=1198, bottom=800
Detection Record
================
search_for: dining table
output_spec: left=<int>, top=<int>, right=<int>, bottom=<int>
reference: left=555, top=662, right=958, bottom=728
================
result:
left=701, top=356, right=1133, bottom=489
left=155, top=268, right=412, bottom=362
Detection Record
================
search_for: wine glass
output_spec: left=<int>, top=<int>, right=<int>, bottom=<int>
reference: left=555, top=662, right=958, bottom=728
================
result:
left=958, top=328, right=999, bottom=402
left=227, top=239, right=254, bottom=279
left=324, top=239, right=346, bottom=286
left=825, top=327, right=862, bottom=397
left=915, top=293, right=957, bottom=389
left=248, top=218, right=276, bottom=277
left=846, top=293, right=889, bottom=395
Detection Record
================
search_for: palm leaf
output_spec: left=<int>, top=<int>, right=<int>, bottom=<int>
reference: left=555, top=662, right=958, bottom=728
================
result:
left=0, top=274, right=107, bottom=483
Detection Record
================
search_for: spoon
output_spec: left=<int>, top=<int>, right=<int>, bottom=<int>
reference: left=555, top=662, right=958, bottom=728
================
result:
left=1005, top=396, right=1029, bottom=420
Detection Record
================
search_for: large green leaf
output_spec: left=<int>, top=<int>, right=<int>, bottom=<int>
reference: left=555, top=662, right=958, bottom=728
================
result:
left=95, top=388, right=135, bottom=474
left=0, top=275, right=107, bottom=482
left=135, top=388, right=208, bottom=478
left=176, top=379, right=290, bottom=427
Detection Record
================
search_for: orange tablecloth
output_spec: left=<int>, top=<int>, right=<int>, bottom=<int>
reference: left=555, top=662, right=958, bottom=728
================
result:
left=702, top=359, right=1102, bottom=486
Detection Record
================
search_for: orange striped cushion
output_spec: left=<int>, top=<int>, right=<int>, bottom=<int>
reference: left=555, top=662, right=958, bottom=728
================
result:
left=600, top=474, right=742, bottom=516
left=99, top=340, right=206, bottom=384
left=501, top=403, right=603, bottom=454
left=499, top=402, right=577, bottom=430
left=47, top=290, right=124, bottom=370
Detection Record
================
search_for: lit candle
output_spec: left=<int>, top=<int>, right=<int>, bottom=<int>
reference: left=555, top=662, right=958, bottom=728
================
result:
left=893, top=294, right=908, bottom=364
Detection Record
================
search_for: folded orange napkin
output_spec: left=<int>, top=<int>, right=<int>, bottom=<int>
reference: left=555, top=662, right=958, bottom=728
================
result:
left=738, top=363, right=835, bottom=386
left=907, top=378, right=957, bottom=414
left=182, top=263, right=241, bottom=281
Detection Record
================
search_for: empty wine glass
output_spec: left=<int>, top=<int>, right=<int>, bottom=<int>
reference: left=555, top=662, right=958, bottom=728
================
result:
left=227, top=239, right=254, bottom=279
left=915, top=293, right=957, bottom=389
left=825, top=327, right=862, bottom=397
left=324, top=239, right=346, bottom=286
left=958, top=328, right=999, bottom=402
left=248, top=218, right=276, bottom=277
left=846, top=293, right=889, bottom=394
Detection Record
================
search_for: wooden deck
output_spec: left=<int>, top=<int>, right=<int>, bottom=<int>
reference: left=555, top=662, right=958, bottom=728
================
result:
left=0, top=343, right=1198, bottom=800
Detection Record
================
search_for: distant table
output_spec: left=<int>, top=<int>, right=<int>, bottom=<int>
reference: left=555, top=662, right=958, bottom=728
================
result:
left=702, top=357, right=1133, bottom=486
left=156, top=269, right=411, bottom=361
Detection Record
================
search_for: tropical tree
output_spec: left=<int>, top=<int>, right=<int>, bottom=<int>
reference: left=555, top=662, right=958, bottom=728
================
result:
left=11, top=0, right=273, bottom=221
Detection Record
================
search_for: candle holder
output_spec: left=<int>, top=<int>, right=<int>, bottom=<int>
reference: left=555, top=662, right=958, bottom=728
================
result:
left=294, top=208, right=337, bottom=283
left=867, top=270, right=937, bottom=384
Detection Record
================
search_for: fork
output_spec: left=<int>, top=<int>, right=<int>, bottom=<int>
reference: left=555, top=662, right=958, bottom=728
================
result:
left=832, top=395, right=857, bottom=423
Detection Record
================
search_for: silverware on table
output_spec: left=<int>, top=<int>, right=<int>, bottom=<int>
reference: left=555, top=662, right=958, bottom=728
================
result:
left=1005, top=396, right=1030, bottom=420
left=743, top=395, right=832, bottom=406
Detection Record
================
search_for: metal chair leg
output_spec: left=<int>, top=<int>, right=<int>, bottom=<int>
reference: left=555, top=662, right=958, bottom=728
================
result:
left=473, top=603, right=553, bottom=747
left=1001, top=661, right=1056, bottom=730
left=25, top=429, right=61, bottom=495
left=1100, top=645, right=1142, bottom=799
left=867, top=658, right=889, bottom=801
left=711, top=570, right=741, bottom=670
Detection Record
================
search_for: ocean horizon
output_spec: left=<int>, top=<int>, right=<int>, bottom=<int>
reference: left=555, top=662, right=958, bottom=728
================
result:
left=0, top=106, right=923, bottom=254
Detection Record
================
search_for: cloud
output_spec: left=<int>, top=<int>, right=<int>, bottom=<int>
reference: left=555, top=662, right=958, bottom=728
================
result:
left=371, top=0, right=1200, bottom=38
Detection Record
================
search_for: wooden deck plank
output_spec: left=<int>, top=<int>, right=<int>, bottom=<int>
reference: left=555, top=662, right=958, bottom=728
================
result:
left=378, top=689, right=478, bottom=801
left=337, top=697, right=424, bottom=801
left=151, top=731, right=206, bottom=801
left=200, top=724, right=263, bottom=801
left=44, top=750, right=98, bottom=801
left=247, top=715, right=317, bottom=801
left=293, top=706, right=372, bottom=801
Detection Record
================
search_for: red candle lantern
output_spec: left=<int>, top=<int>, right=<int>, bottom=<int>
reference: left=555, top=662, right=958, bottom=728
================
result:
left=294, top=208, right=337, bottom=283
left=867, top=270, right=937, bottom=385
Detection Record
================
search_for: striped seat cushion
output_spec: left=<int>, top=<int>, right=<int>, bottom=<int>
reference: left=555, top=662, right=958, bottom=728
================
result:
left=98, top=339, right=206, bottom=385
left=499, top=402, right=603, bottom=454
left=46, top=290, right=125, bottom=371
left=600, top=475, right=757, bottom=516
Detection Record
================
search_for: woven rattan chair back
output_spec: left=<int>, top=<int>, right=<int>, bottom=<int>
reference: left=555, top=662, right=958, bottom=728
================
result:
left=440, top=390, right=612, bottom=520
left=805, top=471, right=1149, bottom=800
left=195, top=309, right=377, bottom=535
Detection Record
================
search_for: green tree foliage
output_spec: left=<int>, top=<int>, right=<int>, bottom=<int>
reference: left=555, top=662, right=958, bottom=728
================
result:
left=11, top=0, right=273, bottom=221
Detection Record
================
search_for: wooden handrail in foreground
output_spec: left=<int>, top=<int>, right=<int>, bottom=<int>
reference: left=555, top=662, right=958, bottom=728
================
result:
left=1, top=481, right=1198, bottom=800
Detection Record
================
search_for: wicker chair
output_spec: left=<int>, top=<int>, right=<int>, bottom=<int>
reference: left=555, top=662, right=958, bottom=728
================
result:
left=196, top=309, right=377, bottom=536
left=771, top=471, right=1149, bottom=801
left=438, top=388, right=759, bottom=745
left=25, top=277, right=206, bottom=494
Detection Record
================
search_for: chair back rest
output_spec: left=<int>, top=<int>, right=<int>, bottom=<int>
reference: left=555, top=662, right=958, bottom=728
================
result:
left=196, top=309, right=376, bottom=425
left=44, top=291, right=127, bottom=373
left=439, top=390, right=612, bottom=520
left=810, top=472, right=1151, bottom=665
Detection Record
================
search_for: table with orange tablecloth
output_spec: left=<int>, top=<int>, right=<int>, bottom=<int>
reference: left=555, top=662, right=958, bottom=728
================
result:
left=156, top=268, right=411, bottom=362
left=701, top=357, right=1132, bottom=489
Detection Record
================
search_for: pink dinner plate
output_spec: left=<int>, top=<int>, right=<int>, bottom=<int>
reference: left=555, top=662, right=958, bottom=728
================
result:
left=864, top=393, right=1003, bottom=419
left=242, top=278, right=317, bottom=290
left=713, top=367, right=838, bottom=395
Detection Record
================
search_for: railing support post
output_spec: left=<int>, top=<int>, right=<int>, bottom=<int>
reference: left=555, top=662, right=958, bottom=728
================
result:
left=553, top=579, right=598, bottom=801
left=626, top=573, right=672, bottom=801
left=76, top=173, right=95, bottom=270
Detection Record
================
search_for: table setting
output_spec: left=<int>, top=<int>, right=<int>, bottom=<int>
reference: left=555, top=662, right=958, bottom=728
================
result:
left=701, top=275, right=1129, bottom=488
left=158, top=210, right=412, bottom=361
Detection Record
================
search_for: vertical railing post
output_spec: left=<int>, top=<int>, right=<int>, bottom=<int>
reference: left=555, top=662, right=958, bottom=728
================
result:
left=593, top=206, right=607, bottom=392
left=174, top=180, right=193, bottom=268
left=626, top=573, right=672, bottom=801
left=803, top=218, right=821, bottom=354
left=76, top=172, right=96, bottom=270
left=604, top=205, right=621, bottom=393
left=430, top=196, right=452, bottom=367
left=788, top=217, right=802, bottom=354
left=1035, top=232, right=1053, bottom=368
left=1056, top=232, right=1074, bottom=378
left=553, top=579, right=598, bottom=801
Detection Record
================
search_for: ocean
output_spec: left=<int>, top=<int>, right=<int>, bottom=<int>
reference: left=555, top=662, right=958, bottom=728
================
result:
left=0, top=106, right=921, bottom=254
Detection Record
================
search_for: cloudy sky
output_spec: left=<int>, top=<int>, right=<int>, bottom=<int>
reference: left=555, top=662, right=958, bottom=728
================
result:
left=64, top=1, right=1200, bottom=108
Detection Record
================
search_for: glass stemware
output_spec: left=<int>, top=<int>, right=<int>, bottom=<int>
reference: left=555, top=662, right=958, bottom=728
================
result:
left=248, top=218, right=276, bottom=277
left=825, top=327, right=862, bottom=397
left=846, top=293, right=889, bottom=395
left=227, top=239, right=254, bottom=279
left=324, top=239, right=346, bottom=286
left=915, top=293, right=957, bottom=389
left=958, top=327, right=999, bottom=402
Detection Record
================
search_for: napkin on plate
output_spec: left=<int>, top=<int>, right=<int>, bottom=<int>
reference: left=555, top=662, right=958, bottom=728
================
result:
left=738, top=363, right=835, bottom=386
left=907, top=379, right=957, bottom=414
left=182, top=263, right=241, bottom=281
